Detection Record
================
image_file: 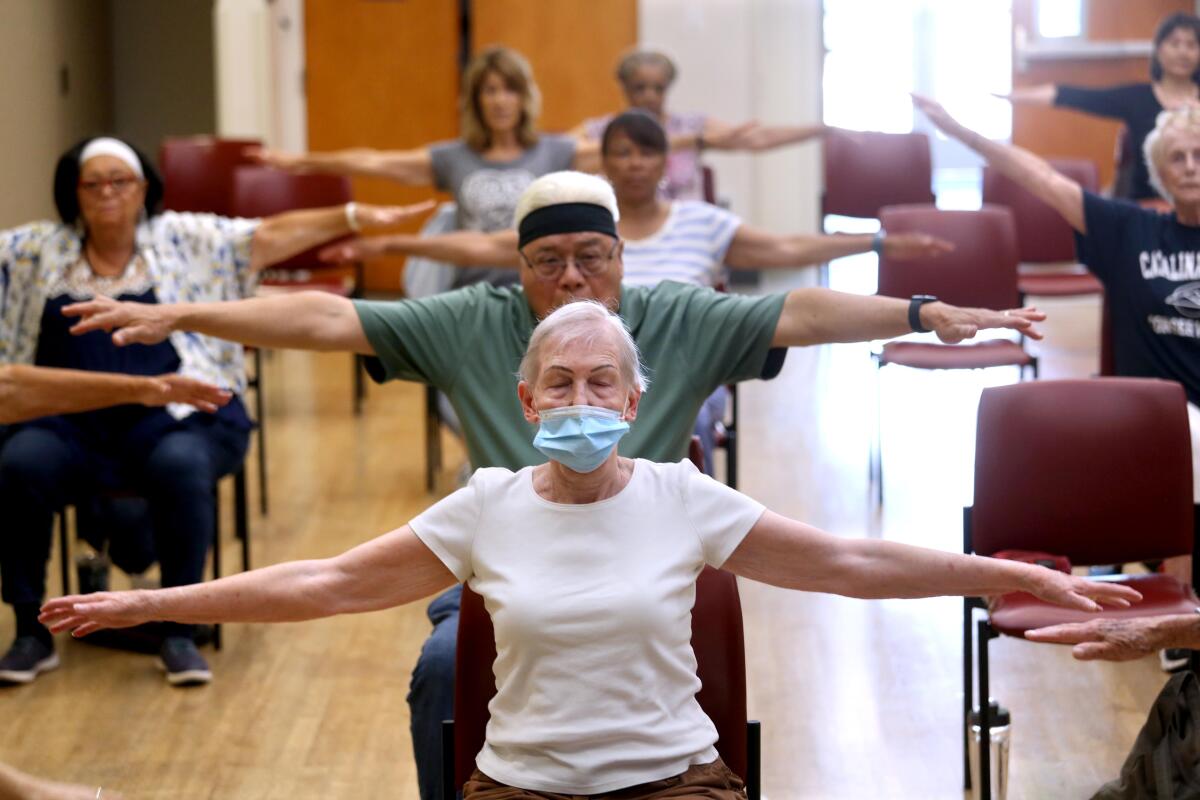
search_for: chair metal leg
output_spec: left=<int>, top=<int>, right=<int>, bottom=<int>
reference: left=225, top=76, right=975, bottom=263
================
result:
left=726, top=384, right=739, bottom=491
left=254, top=347, right=268, bottom=516
left=58, top=507, right=71, bottom=595
left=441, top=719, right=455, bottom=800
left=870, top=358, right=884, bottom=506
left=425, top=386, right=443, bottom=494
left=212, top=481, right=222, bottom=651
left=963, top=597, right=975, bottom=790
left=235, top=467, right=250, bottom=571
left=977, top=618, right=997, bottom=800
left=746, top=719, right=761, bottom=800
left=353, top=353, right=366, bottom=416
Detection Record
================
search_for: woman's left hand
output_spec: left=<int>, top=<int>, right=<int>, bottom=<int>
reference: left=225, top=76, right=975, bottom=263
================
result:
left=1022, top=569, right=1143, bottom=613
left=882, top=232, right=956, bottom=260
left=39, top=591, right=154, bottom=638
left=352, top=200, right=437, bottom=231
left=922, top=303, right=1047, bottom=343
left=141, top=374, right=232, bottom=413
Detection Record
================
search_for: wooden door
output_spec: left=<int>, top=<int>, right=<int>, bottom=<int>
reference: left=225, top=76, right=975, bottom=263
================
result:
left=1011, top=0, right=1194, bottom=189
left=470, top=0, right=638, bottom=132
left=305, top=0, right=461, bottom=291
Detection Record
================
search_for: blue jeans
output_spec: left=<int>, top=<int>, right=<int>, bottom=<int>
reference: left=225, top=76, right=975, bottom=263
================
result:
left=409, top=584, right=462, bottom=800
left=0, top=419, right=248, bottom=629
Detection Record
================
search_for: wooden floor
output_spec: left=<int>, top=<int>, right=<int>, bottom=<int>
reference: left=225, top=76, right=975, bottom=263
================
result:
left=1, top=265, right=1168, bottom=799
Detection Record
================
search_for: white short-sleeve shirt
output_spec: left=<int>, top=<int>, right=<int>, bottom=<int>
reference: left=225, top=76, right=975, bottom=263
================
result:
left=621, top=201, right=741, bottom=289
left=409, top=458, right=766, bottom=794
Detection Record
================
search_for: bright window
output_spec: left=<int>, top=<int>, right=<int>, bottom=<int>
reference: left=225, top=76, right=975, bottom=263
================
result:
left=1036, top=0, right=1084, bottom=39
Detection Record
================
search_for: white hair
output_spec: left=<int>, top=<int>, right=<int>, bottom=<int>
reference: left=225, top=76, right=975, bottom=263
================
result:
left=1143, top=106, right=1200, bottom=203
left=513, top=171, right=620, bottom=229
left=519, top=300, right=649, bottom=392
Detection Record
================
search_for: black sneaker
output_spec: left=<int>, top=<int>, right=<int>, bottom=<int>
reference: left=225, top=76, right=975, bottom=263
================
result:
left=1161, top=648, right=1192, bottom=673
left=157, top=637, right=212, bottom=686
left=0, top=637, right=59, bottom=685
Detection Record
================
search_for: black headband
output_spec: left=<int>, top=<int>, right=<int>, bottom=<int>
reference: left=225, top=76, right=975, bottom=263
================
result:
left=517, top=202, right=618, bottom=249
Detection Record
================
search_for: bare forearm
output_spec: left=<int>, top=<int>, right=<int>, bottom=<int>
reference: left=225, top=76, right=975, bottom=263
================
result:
left=772, top=287, right=914, bottom=346
left=741, top=233, right=873, bottom=269
left=374, top=231, right=519, bottom=267
left=818, top=539, right=1038, bottom=599
left=140, top=559, right=341, bottom=624
left=0, top=365, right=151, bottom=423
left=252, top=206, right=355, bottom=270
left=745, top=123, right=829, bottom=151
left=1003, top=84, right=1057, bottom=106
left=172, top=292, right=370, bottom=353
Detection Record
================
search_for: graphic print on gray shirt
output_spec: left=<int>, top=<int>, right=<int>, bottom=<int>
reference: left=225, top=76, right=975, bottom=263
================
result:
left=429, top=135, right=576, bottom=288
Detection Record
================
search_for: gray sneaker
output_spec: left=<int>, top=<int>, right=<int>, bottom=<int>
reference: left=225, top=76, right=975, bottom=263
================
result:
left=157, top=637, right=212, bottom=686
left=0, top=637, right=59, bottom=685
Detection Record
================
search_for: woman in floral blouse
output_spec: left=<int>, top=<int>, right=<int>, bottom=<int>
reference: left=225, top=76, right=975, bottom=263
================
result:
left=0, top=135, right=428, bottom=688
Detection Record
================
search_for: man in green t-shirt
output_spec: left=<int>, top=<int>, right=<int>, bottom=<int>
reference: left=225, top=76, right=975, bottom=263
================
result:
left=64, top=171, right=1044, bottom=800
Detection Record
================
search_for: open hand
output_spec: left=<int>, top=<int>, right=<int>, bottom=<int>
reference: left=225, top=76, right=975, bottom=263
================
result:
left=62, top=296, right=175, bottom=346
left=911, top=93, right=967, bottom=139
left=1024, top=570, right=1143, bottom=614
left=923, top=303, right=1047, bottom=343
left=141, top=374, right=232, bottom=413
left=882, top=232, right=956, bottom=260
left=40, top=591, right=154, bottom=638
left=245, top=146, right=309, bottom=172
left=1026, top=615, right=1194, bottom=661
left=353, top=200, right=437, bottom=230
left=319, top=236, right=393, bottom=263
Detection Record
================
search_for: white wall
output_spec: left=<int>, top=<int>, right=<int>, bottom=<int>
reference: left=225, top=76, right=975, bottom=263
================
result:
left=0, top=0, right=113, bottom=226
left=640, top=0, right=823, bottom=234
left=213, top=0, right=273, bottom=143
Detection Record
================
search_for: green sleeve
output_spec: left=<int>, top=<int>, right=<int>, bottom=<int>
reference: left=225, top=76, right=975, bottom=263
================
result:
left=353, top=288, right=480, bottom=389
left=668, top=284, right=788, bottom=390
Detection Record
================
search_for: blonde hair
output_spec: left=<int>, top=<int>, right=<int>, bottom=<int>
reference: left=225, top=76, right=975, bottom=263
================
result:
left=1144, top=105, right=1200, bottom=203
left=460, top=46, right=541, bottom=152
left=519, top=300, right=649, bottom=393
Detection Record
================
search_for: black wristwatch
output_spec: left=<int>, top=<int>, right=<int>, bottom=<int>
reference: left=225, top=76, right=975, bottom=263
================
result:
left=908, top=295, right=938, bottom=333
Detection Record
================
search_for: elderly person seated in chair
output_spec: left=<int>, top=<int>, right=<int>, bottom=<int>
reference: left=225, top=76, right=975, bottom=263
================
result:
left=0, top=135, right=430, bottom=687
left=43, top=300, right=1138, bottom=798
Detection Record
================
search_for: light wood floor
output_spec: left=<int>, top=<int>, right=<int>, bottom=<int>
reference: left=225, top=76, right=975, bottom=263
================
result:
left=1, top=267, right=1168, bottom=799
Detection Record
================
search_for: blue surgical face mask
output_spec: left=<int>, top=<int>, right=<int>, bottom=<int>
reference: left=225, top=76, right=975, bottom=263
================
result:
left=532, top=404, right=630, bottom=473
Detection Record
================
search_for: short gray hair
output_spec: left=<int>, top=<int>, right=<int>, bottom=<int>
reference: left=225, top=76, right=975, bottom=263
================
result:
left=1144, top=106, right=1200, bottom=203
left=615, top=49, right=677, bottom=86
left=519, top=300, right=649, bottom=392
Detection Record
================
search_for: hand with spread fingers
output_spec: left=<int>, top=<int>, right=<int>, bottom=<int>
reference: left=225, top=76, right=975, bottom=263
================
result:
left=141, top=374, right=233, bottom=413
left=1026, top=614, right=1199, bottom=661
left=62, top=295, right=176, bottom=347
left=39, top=591, right=155, bottom=640
left=1020, top=570, right=1144, bottom=615
left=922, top=302, right=1046, bottom=344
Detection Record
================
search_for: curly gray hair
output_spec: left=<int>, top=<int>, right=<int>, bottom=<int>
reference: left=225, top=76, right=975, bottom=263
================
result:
left=1143, top=105, right=1200, bottom=203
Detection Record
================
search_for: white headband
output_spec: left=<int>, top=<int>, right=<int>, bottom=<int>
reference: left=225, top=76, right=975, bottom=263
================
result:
left=78, top=137, right=144, bottom=178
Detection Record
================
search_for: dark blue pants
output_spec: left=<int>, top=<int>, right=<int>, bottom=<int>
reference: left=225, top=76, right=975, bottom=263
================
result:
left=0, top=420, right=247, bottom=617
left=409, top=584, right=462, bottom=800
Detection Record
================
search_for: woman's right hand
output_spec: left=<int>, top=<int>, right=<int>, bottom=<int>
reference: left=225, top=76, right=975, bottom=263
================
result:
left=141, top=374, right=233, bottom=413
left=39, top=591, right=155, bottom=638
left=62, top=295, right=176, bottom=346
left=911, top=94, right=969, bottom=140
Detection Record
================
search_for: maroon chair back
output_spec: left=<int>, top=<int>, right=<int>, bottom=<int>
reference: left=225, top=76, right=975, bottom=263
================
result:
left=453, top=566, right=749, bottom=789
left=981, top=159, right=1099, bottom=264
left=877, top=205, right=1020, bottom=310
left=972, top=378, right=1192, bottom=565
left=822, top=129, right=935, bottom=219
left=159, top=136, right=261, bottom=216
left=231, top=166, right=353, bottom=271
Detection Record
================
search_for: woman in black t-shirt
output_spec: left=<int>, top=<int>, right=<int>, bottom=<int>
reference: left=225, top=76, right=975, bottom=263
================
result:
left=996, top=12, right=1200, bottom=201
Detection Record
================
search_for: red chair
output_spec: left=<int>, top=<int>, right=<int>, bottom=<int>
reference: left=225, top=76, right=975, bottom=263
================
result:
left=441, top=439, right=761, bottom=798
left=981, top=159, right=1102, bottom=298
left=230, top=166, right=368, bottom=405
left=822, top=130, right=936, bottom=220
left=870, top=205, right=1036, bottom=503
left=159, top=136, right=261, bottom=216
left=963, top=378, right=1199, bottom=798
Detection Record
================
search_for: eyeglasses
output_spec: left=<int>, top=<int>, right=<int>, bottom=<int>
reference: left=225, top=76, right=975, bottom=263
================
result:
left=78, top=176, right=141, bottom=195
left=521, top=242, right=619, bottom=281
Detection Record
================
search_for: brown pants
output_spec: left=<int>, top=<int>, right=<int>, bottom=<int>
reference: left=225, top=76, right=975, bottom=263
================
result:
left=463, top=758, right=747, bottom=800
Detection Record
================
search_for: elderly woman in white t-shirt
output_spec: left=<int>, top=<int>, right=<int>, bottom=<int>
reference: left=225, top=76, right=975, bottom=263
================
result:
left=41, top=302, right=1138, bottom=798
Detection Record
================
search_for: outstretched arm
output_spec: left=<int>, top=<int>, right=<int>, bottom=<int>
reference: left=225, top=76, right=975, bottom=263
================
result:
left=249, top=146, right=435, bottom=186
left=62, top=291, right=373, bottom=354
left=251, top=200, right=436, bottom=271
left=725, top=225, right=954, bottom=270
left=319, top=229, right=521, bottom=268
left=1026, top=614, right=1200, bottom=661
left=0, top=365, right=231, bottom=424
left=40, top=526, right=457, bottom=636
left=994, top=85, right=1057, bottom=106
left=913, top=94, right=1085, bottom=232
left=706, top=118, right=830, bottom=152
left=769, top=287, right=1045, bottom=347
left=723, top=510, right=1142, bottom=610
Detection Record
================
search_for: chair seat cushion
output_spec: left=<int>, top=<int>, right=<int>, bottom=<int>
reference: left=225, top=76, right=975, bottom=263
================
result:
left=879, top=339, right=1034, bottom=370
left=989, top=573, right=1200, bottom=637
left=1017, top=272, right=1103, bottom=297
